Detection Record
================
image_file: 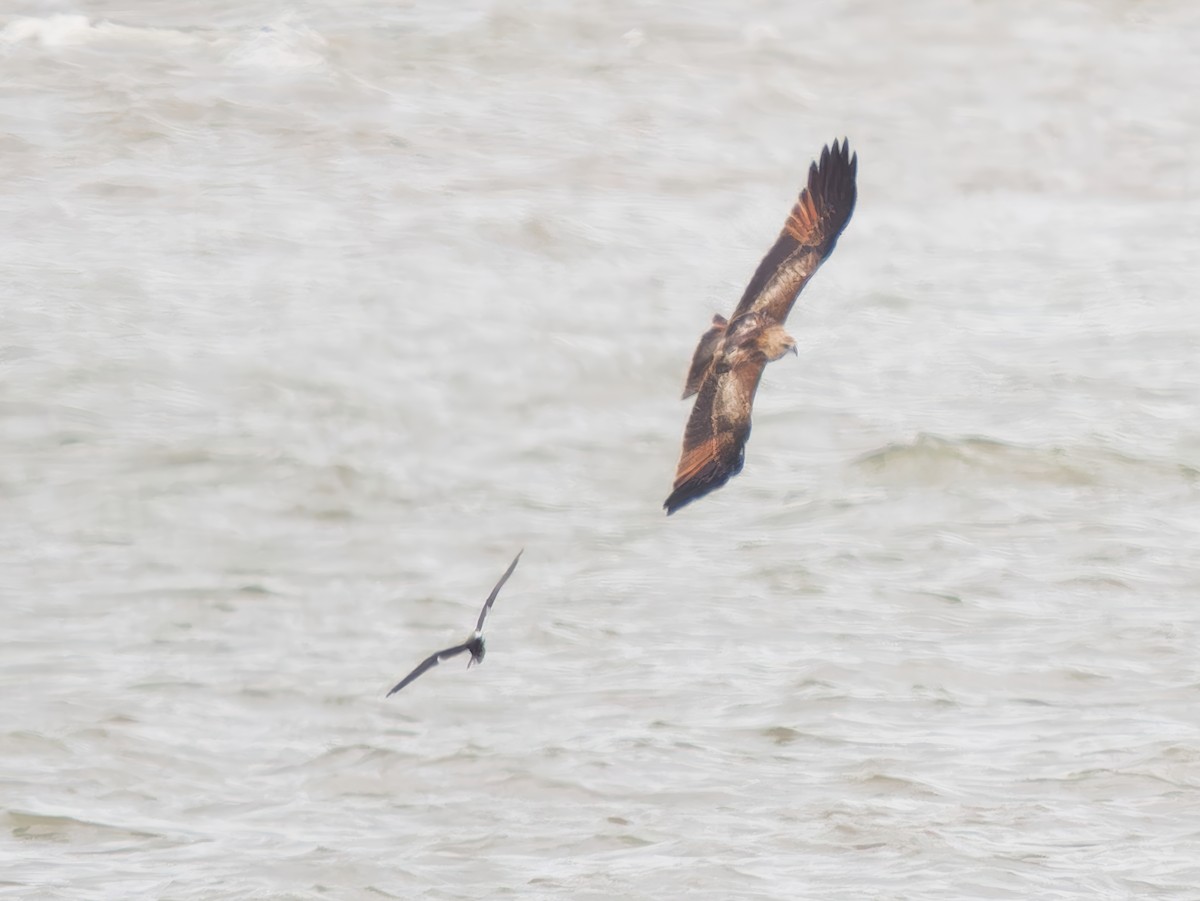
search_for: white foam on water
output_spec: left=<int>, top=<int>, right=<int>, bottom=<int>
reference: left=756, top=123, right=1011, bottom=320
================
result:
left=0, top=13, right=198, bottom=49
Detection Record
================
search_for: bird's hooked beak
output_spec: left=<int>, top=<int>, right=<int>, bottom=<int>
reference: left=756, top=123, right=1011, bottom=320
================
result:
left=787, top=342, right=798, bottom=357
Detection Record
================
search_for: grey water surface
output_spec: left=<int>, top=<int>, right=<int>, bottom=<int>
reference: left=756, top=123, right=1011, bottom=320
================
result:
left=3, top=1, right=1199, bottom=898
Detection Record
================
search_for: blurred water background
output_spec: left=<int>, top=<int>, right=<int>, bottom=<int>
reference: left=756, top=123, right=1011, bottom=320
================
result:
left=2, top=1, right=1199, bottom=898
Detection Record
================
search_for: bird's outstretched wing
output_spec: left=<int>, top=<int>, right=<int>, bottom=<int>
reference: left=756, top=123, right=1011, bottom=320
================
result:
left=682, top=314, right=728, bottom=400
left=474, top=550, right=523, bottom=634
left=729, top=139, right=857, bottom=326
left=664, top=351, right=769, bottom=514
left=386, top=642, right=473, bottom=696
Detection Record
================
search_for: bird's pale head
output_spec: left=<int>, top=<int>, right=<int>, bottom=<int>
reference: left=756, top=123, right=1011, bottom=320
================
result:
left=759, top=324, right=798, bottom=361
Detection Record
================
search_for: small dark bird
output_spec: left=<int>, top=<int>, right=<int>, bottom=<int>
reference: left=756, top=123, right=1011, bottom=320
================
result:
left=385, top=550, right=523, bottom=697
left=665, top=139, right=858, bottom=515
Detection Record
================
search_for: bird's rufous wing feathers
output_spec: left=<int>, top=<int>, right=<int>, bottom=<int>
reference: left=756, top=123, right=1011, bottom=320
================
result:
left=730, top=139, right=857, bottom=326
left=664, top=352, right=769, bottom=514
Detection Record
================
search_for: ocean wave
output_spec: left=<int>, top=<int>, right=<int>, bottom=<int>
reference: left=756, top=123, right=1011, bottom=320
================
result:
left=0, top=14, right=326, bottom=74
left=4, top=809, right=165, bottom=844
left=0, top=14, right=198, bottom=49
left=852, top=432, right=1197, bottom=488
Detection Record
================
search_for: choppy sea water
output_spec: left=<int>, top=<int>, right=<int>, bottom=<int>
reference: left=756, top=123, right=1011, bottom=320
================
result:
left=3, top=1, right=1199, bottom=898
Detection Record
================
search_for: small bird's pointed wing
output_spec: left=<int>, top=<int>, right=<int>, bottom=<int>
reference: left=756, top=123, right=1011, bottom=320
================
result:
left=729, top=139, right=857, bottom=326
left=474, top=550, right=523, bottom=634
left=386, top=642, right=472, bottom=696
left=682, top=314, right=728, bottom=400
left=664, top=351, right=768, bottom=514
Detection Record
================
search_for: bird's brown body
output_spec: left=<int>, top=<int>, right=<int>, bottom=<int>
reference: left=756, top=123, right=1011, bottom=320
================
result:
left=664, top=140, right=858, bottom=515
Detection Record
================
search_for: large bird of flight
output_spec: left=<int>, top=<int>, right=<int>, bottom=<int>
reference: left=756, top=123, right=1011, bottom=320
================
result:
left=664, top=139, right=858, bottom=515
left=385, top=550, right=523, bottom=696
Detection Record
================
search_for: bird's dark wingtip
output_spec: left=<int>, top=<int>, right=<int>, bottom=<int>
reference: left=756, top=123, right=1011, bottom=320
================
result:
left=663, top=446, right=743, bottom=516
left=663, top=488, right=685, bottom=515
left=662, top=482, right=705, bottom=516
